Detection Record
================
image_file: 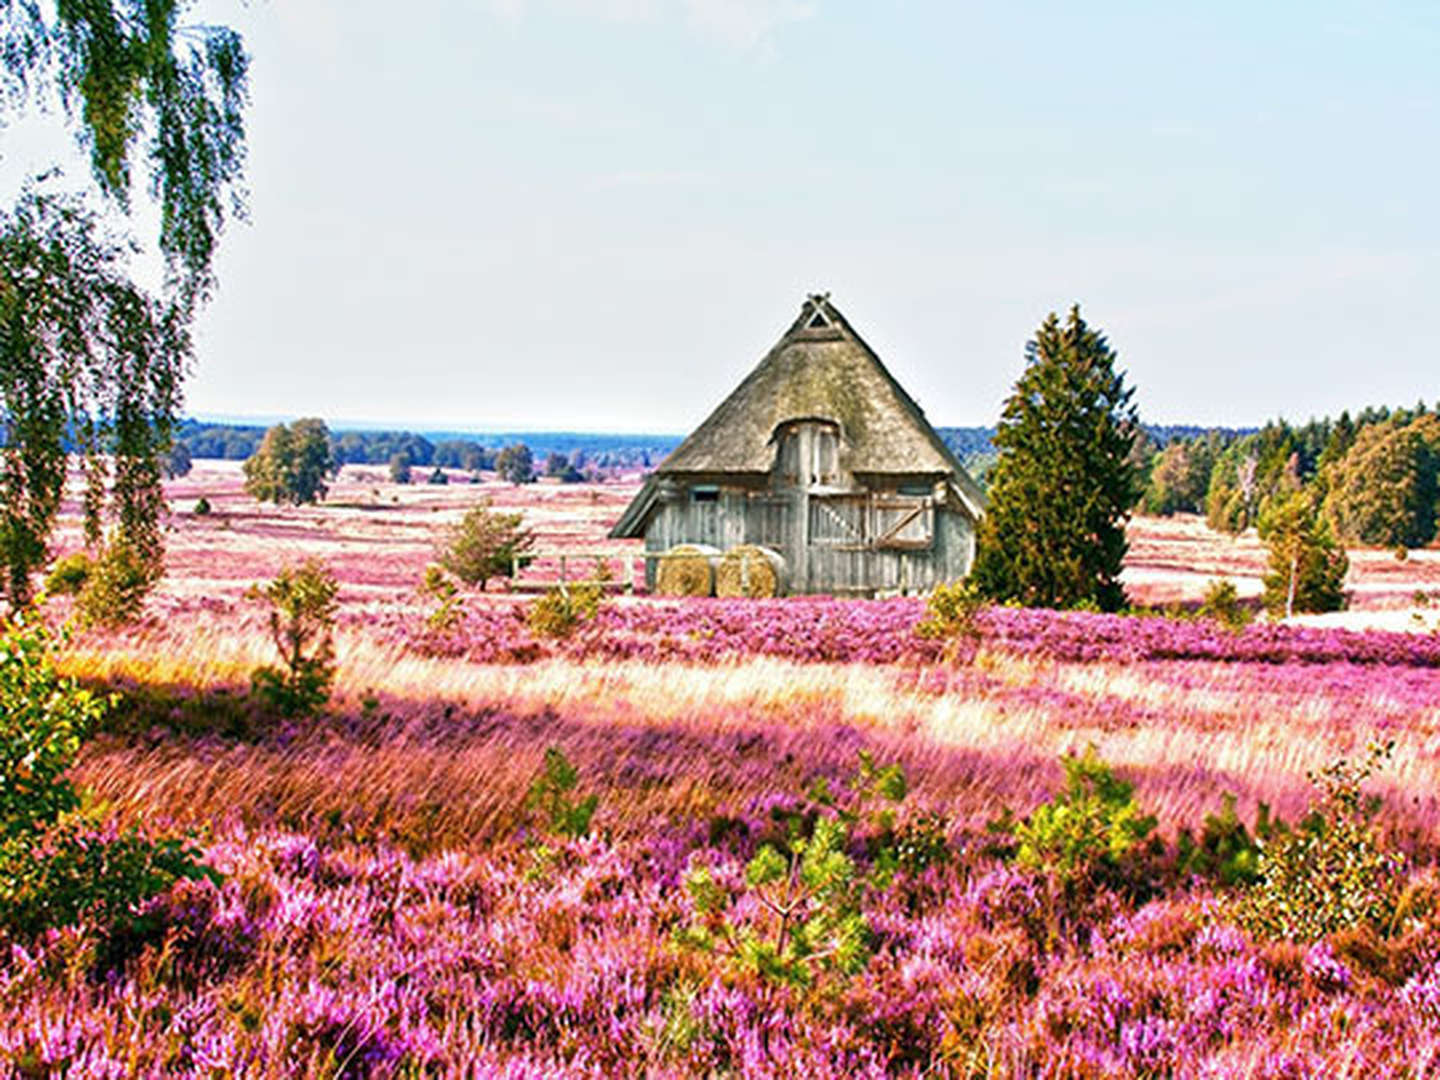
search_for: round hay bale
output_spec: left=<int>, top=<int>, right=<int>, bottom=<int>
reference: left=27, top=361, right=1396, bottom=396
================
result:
left=655, top=543, right=719, bottom=597
left=715, top=545, right=785, bottom=599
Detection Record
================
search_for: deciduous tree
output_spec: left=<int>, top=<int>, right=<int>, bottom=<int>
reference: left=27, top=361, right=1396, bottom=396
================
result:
left=243, top=419, right=334, bottom=506
left=0, top=2, right=249, bottom=608
left=496, top=443, right=535, bottom=485
left=1260, top=492, right=1348, bottom=617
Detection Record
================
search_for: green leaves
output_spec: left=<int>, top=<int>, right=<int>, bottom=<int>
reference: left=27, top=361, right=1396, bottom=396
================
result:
left=1240, top=742, right=1404, bottom=942
left=438, top=499, right=534, bottom=591
left=0, top=187, right=185, bottom=606
left=1259, top=491, right=1348, bottom=617
left=243, top=419, right=336, bottom=507
left=681, top=814, right=870, bottom=992
left=0, top=617, right=104, bottom=841
left=0, top=615, right=214, bottom=945
left=6, top=0, right=251, bottom=305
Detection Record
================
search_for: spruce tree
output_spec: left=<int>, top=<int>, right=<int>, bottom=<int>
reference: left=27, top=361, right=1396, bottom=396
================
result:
left=971, top=305, right=1139, bottom=612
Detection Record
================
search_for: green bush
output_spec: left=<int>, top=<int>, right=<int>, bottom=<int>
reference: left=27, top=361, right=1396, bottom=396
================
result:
left=437, top=500, right=534, bottom=591
left=248, top=559, right=339, bottom=717
left=76, top=541, right=157, bottom=628
left=44, top=552, right=93, bottom=597
left=0, top=617, right=105, bottom=838
left=193, top=496, right=212, bottom=516
left=0, top=617, right=214, bottom=944
left=916, top=579, right=985, bottom=658
left=679, top=815, right=869, bottom=991
left=419, top=564, right=464, bottom=632
left=1198, top=578, right=1251, bottom=631
left=527, top=564, right=609, bottom=639
left=526, top=747, right=598, bottom=840
left=1240, top=742, right=1404, bottom=941
left=1000, top=747, right=1157, bottom=890
left=1176, top=793, right=1274, bottom=887
left=0, top=817, right=216, bottom=943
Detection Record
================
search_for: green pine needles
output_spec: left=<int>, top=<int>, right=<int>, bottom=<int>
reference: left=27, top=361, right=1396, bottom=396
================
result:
left=971, top=305, right=1139, bottom=612
left=680, top=815, right=869, bottom=992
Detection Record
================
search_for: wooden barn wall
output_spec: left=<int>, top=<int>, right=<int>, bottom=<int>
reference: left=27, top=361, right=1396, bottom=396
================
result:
left=640, top=485, right=976, bottom=595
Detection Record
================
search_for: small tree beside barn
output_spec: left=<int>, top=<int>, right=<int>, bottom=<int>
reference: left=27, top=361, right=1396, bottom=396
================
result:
left=610, top=295, right=985, bottom=596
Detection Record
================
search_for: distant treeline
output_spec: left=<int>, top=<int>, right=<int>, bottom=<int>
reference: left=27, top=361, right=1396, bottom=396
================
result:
left=176, top=420, right=680, bottom=471
left=937, top=424, right=1256, bottom=485
left=178, top=419, right=1261, bottom=478
left=1139, top=401, right=1440, bottom=549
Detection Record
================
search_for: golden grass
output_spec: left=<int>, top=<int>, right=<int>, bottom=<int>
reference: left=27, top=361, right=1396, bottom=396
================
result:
left=59, top=609, right=1440, bottom=856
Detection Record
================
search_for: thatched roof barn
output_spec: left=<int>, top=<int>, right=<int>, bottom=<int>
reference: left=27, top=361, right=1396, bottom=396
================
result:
left=612, top=294, right=985, bottom=596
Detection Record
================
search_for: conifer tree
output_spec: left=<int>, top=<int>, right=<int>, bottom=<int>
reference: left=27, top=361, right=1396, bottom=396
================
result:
left=971, top=305, right=1139, bottom=612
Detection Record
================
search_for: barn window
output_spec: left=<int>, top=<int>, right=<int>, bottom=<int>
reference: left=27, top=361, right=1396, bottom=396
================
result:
left=692, top=486, right=719, bottom=503
left=774, top=420, right=841, bottom=487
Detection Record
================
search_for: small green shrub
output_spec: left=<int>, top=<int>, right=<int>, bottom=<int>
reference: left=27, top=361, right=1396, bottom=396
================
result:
left=916, top=579, right=985, bottom=658
left=1239, top=742, right=1404, bottom=941
left=526, top=747, right=598, bottom=839
left=1176, top=793, right=1274, bottom=887
left=0, top=816, right=217, bottom=943
left=419, top=565, right=464, bottom=632
left=0, top=617, right=215, bottom=945
left=527, top=564, right=609, bottom=639
left=44, top=552, right=94, bottom=597
left=437, top=499, right=534, bottom=591
left=999, top=747, right=1157, bottom=889
left=679, top=815, right=869, bottom=991
left=1198, top=578, right=1251, bottom=631
left=76, top=541, right=156, bottom=628
left=248, top=559, right=339, bottom=718
left=193, top=496, right=212, bottom=516
left=0, top=617, right=106, bottom=838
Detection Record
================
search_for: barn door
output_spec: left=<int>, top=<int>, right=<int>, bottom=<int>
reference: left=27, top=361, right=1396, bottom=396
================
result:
left=872, top=497, right=933, bottom=549
left=809, top=495, right=868, bottom=547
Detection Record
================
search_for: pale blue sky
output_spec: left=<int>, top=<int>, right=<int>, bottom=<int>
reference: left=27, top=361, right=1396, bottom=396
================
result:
left=10, top=1, right=1440, bottom=432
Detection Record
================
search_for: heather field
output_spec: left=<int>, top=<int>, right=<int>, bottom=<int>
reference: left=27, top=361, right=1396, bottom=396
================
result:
left=10, top=462, right=1440, bottom=1077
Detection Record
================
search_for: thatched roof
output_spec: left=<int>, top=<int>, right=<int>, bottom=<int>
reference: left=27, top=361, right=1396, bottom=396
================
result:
left=612, top=295, right=985, bottom=538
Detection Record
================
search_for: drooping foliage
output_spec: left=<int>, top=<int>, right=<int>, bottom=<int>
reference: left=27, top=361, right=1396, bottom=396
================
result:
left=971, top=305, right=1139, bottom=612
left=2, top=0, right=249, bottom=306
left=0, top=1, right=248, bottom=610
left=0, top=189, right=186, bottom=606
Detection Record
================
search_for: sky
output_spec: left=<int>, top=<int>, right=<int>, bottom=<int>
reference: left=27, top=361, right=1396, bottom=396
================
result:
left=6, top=1, right=1440, bottom=434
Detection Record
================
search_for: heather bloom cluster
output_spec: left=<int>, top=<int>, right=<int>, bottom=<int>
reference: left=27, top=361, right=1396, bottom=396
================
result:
left=3, top=816, right=1440, bottom=1077
left=396, top=596, right=1440, bottom=669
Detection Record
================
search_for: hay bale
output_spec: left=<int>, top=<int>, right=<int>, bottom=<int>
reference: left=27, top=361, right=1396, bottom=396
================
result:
left=715, top=545, right=785, bottom=599
left=655, top=544, right=719, bottom=597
